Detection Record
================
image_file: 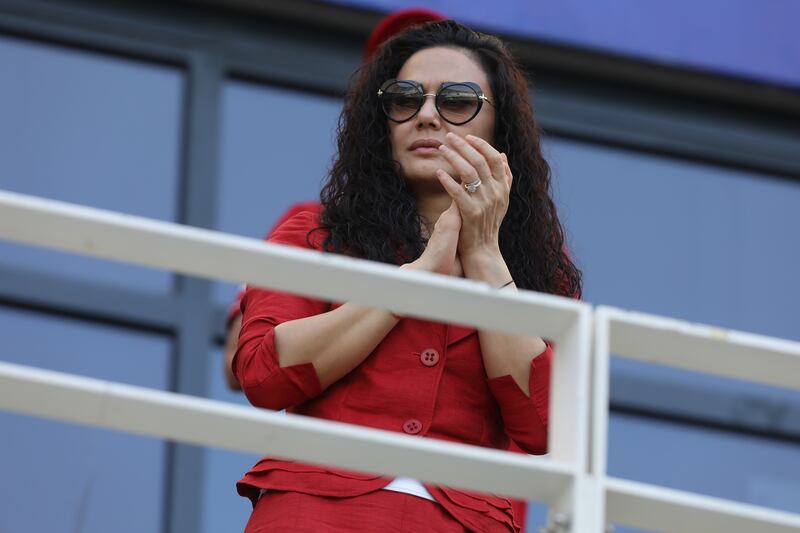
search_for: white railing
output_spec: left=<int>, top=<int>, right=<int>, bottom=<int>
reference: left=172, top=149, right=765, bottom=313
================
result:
left=591, top=307, right=800, bottom=532
left=0, top=189, right=798, bottom=532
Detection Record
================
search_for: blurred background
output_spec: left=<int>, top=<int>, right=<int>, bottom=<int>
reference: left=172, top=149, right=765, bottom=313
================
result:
left=1, top=0, right=798, bottom=531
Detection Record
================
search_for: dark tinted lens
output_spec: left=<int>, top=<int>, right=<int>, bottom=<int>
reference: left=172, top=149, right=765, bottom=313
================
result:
left=437, top=84, right=480, bottom=124
left=382, top=81, right=423, bottom=122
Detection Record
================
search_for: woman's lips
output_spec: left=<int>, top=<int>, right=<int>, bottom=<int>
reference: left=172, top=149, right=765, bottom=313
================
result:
left=409, top=139, right=443, bottom=154
left=411, top=146, right=441, bottom=154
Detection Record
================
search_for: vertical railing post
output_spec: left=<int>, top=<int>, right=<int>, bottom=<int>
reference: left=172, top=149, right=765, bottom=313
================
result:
left=590, top=306, right=613, bottom=532
left=546, top=304, right=594, bottom=530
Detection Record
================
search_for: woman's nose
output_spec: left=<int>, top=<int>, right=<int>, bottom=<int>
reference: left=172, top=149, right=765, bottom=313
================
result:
left=416, top=95, right=440, bottom=127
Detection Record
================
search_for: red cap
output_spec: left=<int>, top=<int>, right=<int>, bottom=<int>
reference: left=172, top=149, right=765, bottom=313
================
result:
left=363, top=7, right=447, bottom=61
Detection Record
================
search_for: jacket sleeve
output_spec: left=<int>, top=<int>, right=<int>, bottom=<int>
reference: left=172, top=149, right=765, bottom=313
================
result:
left=232, top=211, right=328, bottom=411
left=486, top=344, right=553, bottom=455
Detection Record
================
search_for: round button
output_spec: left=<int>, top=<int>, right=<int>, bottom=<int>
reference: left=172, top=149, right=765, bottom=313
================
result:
left=420, top=348, right=440, bottom=367
left=402, top=419, right=423, bottom=435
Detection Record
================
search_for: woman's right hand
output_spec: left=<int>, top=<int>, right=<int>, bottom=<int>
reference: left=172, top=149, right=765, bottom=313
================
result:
left=404, top=201, right=462, bottom=276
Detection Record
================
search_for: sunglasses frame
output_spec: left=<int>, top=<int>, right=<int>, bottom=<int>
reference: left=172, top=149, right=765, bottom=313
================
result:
left=377, top=79, right=493, bottom=126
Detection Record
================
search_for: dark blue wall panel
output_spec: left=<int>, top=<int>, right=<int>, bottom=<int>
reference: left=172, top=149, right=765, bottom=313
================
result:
left=0, top=305, right=171, bottom=533
left=214, top=79, right=341, bottom=304
left=0, top=34, right=183, bottom=293
left=324, top=0, right=800, bottom=87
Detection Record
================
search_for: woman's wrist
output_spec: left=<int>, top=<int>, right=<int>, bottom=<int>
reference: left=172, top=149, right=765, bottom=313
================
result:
left=459, top=243, right=501, bottom=265
left=459, top=246, right=510, bottom=285
left=496, top=279, right=515, bottom=289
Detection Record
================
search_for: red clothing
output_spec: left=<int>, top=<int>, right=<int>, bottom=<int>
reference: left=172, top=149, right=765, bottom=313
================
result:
left=226, top=202, right=322, bottom=326
left=245, top=490, right=466, bottom=532
left=234, top=211, right=552, bottom=533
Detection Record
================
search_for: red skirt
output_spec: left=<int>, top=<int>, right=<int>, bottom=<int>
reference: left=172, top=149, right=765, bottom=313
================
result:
left=244, top=490, right=468, bottom=532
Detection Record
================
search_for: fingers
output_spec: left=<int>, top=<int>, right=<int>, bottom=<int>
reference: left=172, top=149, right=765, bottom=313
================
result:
left=436, top=168, right=476, bottom=216
left=438, top=132, right=511, bottom=199
left=464, top=135, right=507, bottom=185
left=500, top=152, right=513, bottom=188
left=422, top=200, right=461, bottom=276
left=438, top=134, right=487, bottom=185
left=434, top=200, right=462, bottom=233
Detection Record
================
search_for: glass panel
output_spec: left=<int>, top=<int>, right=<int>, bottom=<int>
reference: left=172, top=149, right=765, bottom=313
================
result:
left=547, top=136, right=800, bottom=341
left=202, top=348, right=263, bottom=533
left=544, top=135, right=800, bottom=527
left=0, top=304, right=171, bottom=533
left=524, top=502, right=548, bottom=532
left=214, top=79, right=341, bottom=304
left=547, top=135, right=800, bottom=436
left=609, top=411, right=800, bottom=514
left=0, top=34, right=183, bottom=293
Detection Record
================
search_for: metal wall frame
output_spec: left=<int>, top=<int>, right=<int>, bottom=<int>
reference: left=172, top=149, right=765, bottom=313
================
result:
left=1, top=0, right=798, bottom=532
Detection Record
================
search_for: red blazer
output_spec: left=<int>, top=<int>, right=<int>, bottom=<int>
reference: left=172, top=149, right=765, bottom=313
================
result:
left=225, top=201, right=322, bottom=326
left=234, top=211, right=553, bottom=533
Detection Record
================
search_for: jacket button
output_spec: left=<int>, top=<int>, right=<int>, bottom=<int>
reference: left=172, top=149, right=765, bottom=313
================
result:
left=402, top=419, right=422, bottom=434
left=420, top=348, right=440, bottom=367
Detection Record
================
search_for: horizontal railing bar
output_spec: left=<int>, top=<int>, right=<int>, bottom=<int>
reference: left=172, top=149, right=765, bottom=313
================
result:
left=600, top=306, right=800, bottom=391
left=605, top=477, right=800, bottom=533
left=0, top=190, right=585, bottom=342
left=0, top=360, right=575, bottom=503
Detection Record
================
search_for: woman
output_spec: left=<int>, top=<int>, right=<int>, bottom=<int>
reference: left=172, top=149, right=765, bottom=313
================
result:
left=222, top=7, right=447, bottom=392
left=234, top=20, right=581, bottom=532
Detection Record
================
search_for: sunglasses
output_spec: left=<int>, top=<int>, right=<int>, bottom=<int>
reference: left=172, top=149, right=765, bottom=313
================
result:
left=377, top=79, right=493, bottom=125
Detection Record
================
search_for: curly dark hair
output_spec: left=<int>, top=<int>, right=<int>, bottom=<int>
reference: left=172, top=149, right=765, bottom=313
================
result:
left=319, top=20, right=581, bottom=297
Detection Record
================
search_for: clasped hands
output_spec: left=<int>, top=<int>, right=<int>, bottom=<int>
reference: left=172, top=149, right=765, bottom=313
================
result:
left=407, top=132, right=513, bottom=279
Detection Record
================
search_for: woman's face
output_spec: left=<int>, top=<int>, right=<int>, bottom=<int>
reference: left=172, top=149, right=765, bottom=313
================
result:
left=387, top=46, right=495, bottom=187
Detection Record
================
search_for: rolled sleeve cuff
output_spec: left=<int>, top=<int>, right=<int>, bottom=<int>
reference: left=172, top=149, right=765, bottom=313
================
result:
left=487, top=344, right=552, bottom=454
left=236, top=326, right=324, bottom=410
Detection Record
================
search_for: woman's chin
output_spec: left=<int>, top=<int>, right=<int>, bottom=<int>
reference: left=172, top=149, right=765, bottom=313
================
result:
left=402, top=162, right=452, bottom=182
left=404, top=175, right=450, bottom=197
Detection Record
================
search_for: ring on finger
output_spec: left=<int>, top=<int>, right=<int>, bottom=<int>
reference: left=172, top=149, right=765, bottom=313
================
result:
left=464, top=178, right=482, bottom=193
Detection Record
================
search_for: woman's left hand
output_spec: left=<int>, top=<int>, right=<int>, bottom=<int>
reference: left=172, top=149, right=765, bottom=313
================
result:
left=435, top=132, right=512, bottom=261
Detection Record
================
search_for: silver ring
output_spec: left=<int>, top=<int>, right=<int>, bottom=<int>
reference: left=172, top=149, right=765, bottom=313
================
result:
left=464, top=178, right=482, bottom=193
